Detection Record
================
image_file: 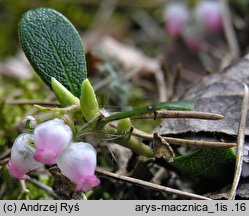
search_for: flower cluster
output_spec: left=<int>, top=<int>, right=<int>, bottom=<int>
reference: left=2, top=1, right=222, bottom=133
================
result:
left=164, top=0, right=222, bottom=51
left=7, top=118, right=100, bottom=192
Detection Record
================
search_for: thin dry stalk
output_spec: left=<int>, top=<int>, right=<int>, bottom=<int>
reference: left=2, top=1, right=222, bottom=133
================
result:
left=96, top=168, right=211, bottom=200
left=220, top=0, right=240, bottom=60
left=131, top=110, right=224, bottom=120
left=154, top=69, right=167, bottom=102
left=228, top=83, right=249, bottom=200
left=132, top=128, right=236, bottom=148
left=162, top=137, right=236, bottom=149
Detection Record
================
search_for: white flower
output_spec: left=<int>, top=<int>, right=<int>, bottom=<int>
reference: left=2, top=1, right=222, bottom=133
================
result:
left=8, top=133, right=43, bottom=179
left=164, top=2, right=189, bottom=37
left=23, top=115, right=37, bottom=129
left=195, top=0, right=222, bottom=33
left=56, top=142, right=100, bottom=192
left=33, top=118, right=72, bottom=164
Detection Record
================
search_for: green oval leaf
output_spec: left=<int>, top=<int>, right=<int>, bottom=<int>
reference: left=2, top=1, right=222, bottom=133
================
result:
left=19, top=8, right=87, bottom=97
left=171, top=148, right=236, bottom=182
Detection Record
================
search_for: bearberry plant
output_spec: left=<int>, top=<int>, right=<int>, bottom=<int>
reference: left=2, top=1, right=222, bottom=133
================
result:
left=6, top=8, right=236, bottom=199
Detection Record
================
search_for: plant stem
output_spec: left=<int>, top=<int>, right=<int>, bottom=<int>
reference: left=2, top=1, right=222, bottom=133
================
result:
left=228, top=83, right=248, bottom=200
left=100, top=101, right=193, bottom=125
left=131, top=110, right=224, bottom=120
left=103, top=125, right=153, bottom=157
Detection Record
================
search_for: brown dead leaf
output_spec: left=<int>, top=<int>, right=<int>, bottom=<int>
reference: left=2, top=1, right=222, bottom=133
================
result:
left=156, top=54, right=249, bottom=179
left=157, top=54, right=249, bottom=136
left=153, top=132, right=175, bottom=162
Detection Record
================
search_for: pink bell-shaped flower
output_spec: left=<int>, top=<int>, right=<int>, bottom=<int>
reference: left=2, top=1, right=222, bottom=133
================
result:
left=56, top=142, right=100, bottom=192
left=33, top=119, right=72, bottom=164
left=195, top=0, right=222, bottom=33
left=8, top=133, right=43, bottom=180
left=164, top=2, right=189, bottom=38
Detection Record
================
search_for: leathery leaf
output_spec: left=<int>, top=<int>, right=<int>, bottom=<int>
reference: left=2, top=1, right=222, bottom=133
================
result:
left=171, top=148, right=236, bottom=181
left=19, top=8, right=87, bottom=97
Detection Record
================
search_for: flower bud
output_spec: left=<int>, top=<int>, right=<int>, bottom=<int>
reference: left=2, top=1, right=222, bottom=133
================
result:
left=164, top=2, right=189, bottom=38
left=117, top=118, right=131, bottom=134
left=195, top=1, right=222, bottom=33
left=23, top=115, right=37, bottom=129
left=80, top=79, right=99, bottom=122
left=33, top=119, right=72, bottom=164
left=8, top=133, right=43, bottom=179
left=56, top=142, right=100, bottom=192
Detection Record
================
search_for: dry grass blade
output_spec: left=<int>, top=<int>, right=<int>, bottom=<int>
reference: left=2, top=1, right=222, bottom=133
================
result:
left=228, top=83, right=249, bottom=200
left=96, top=168, right=212, bottom=200
left=162, top=137, right=236, bottom=149
left=220, top=0, right=240, bottom=60
left=132, top=128, right=236, bottom=148
left=229, top=84, right=248, bottom=199
left=131, top=110, right=224, bottom=120
left=154, top=69, right=167, bottom=102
